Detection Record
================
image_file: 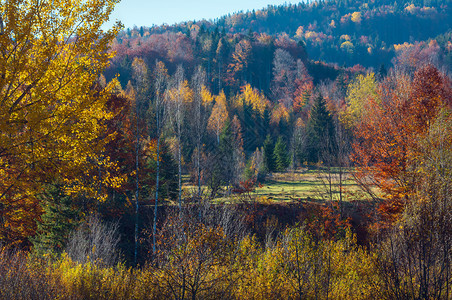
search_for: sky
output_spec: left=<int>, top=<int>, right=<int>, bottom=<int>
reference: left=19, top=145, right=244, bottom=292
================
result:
left=105, top=0, right=294, bottom=29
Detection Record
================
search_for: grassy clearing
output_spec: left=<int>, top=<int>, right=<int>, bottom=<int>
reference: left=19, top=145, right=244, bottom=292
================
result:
left=253, top=168, right=365, bottom=203
left=182, top=168, right=371, bottom=204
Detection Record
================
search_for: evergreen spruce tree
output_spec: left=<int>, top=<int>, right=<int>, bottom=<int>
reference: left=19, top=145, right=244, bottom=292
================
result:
left=219, top=119, right=234, bottom=186
left=263, top=134, right=275, bottom=173
left=31, top=183, right=80, bottom=255
left=242, top=99, right=256, bottom=152
left=261, top=107, right=271, bottom=141
left=274, top=136, right=290, bottom=172
left=306, top=94, right=336, bottom=163
left=159, top=140, right=179, bottom=201
left=378, top=63, right=387, bottom=79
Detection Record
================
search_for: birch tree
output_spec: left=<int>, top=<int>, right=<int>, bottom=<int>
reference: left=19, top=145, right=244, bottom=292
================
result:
left=191, top=66, right=213, bottom=198
left=167, top=65, right=192, bottom=209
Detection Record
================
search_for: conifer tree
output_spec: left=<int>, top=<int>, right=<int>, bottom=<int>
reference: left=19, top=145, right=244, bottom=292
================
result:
left=32, top=183, right=80, bottom=255
left=274, top=136, right=290, bottom=172
left=218, top=119, right=234, bottom=188
left=159, top=141, right=179, bottom=201
left=263, top=135, right=276, bottom=173
left=306, top=94, right=335, bottom=163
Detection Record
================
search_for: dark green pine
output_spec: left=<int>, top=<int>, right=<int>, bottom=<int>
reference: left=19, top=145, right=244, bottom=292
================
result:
left=274, top=136, right=290, bottom=172
left=306, top=94, right=336, bottom=163
left=32, top=183, right=80, bottom=256
left=263, top=134, right=275, bottom=173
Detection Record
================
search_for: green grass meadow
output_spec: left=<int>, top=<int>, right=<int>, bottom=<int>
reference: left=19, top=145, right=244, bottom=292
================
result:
left=183, top=168, right=371, bottom=204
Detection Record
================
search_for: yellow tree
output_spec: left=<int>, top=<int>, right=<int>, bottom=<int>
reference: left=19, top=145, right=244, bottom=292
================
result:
left=0, top=0, right=121, bottom=245
left=340, top=72, right=379, bottom=128
left=240, top=84, right=269, bottom=115
left=207, top=90, right=229, bottom=144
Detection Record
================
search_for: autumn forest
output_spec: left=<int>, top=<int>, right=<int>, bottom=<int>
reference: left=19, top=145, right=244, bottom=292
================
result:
left=0, top=0, right=451, bottom=299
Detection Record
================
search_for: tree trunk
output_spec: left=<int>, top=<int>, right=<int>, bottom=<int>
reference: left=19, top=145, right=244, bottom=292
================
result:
left=134, top=111, right=139, bottom=265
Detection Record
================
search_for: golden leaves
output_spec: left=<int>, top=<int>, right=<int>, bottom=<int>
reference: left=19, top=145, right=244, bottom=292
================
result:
left=0, top=0, right=122, bottom=243
left=167, top=80, right=193, bottom=104
left=240, top=84, right=269, bottom=115
left=207, top=90, right=229, bottom=137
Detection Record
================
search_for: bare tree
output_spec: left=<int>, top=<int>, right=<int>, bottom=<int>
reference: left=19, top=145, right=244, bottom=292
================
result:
left=66, top=215, right=120, bottom=267
left=272, top=48, right=296, bottom=108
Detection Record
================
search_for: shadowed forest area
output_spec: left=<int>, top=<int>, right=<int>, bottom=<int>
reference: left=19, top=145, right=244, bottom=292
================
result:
left=0, top=0, right=451, bottom=299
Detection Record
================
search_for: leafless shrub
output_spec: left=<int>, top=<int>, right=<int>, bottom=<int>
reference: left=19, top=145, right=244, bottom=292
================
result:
left=0, top=245, right=59, bottom=300
left=189, top=199, right=248, bottom=242
left=66, top=214, right=120, bottom=267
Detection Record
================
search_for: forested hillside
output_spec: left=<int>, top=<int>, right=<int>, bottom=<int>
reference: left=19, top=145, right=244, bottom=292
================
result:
left=108, top=0, right=452, bottom=81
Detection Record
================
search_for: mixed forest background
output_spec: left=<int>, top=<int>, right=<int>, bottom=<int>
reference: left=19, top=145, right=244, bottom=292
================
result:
left=0, top=0, right=451, bottom=299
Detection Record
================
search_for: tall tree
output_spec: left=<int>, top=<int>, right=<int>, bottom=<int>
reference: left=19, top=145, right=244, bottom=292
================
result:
left=151, top=60, right=169, bottom=254
left=218, top=120, right=234, bottom=192
left=131, top=57, right=149, bottom=263
left=263, top=135, right=275, bottom=173
left=227, top=39, right=252, bottom=90
left=31, top=182, right=80, bottom=255
left=167, top=65, right=193, bottom=209
left=305, top=94, right=335, bottom=163
left=274, top=136, right=290, bottom=172
left=340, top=72, right=378, bottom=128
left=231, top=115, right=246, bottom=184
left=0, top=0, right=121, bottom=246
left=272, top=48, right=297, bottom=108
left=191, top=66, right=213, bottom=198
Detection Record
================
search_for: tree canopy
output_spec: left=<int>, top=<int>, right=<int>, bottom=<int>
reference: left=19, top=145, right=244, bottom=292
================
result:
left=0, top=0, right=122, bottom=245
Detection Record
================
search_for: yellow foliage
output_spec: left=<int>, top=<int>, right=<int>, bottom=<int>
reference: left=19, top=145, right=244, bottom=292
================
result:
left=207, top=91, right=229, bottom=139
left=340, top=41, right=354, bottom=52
left=271, top=104, right=290, bottom=124
left=304, top=30, right=319, bottom=40
left=54, top=253, right=136, bottom=299
left=295, top=26, right=304, bottom=38
left=351, top=11, right=362, bottom=23
left=0, top=0, right=122, bottom=243
left=0, top=224, right=387, bottom=299
left=405, top=4, right=417, bottom=13
left=201, top=85, right=214, bottom=105
left=240, top=84, right=269, bottom=115
left=235, top=228, right=379, bottom=299
left=394, top=42, right=413, bottom=52
left=340, top=34, right=351, bottom=41
left=341, top=73, right=379, bottom=128
left=167, top=80, right=193, bottom=104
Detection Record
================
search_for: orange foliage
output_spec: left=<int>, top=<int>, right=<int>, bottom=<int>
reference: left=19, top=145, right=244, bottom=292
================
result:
left=304, top=202, right=351, bottom=240
left=271, top=104, right=290, bottom=124
left=352, top=65, right=452, bottom=226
